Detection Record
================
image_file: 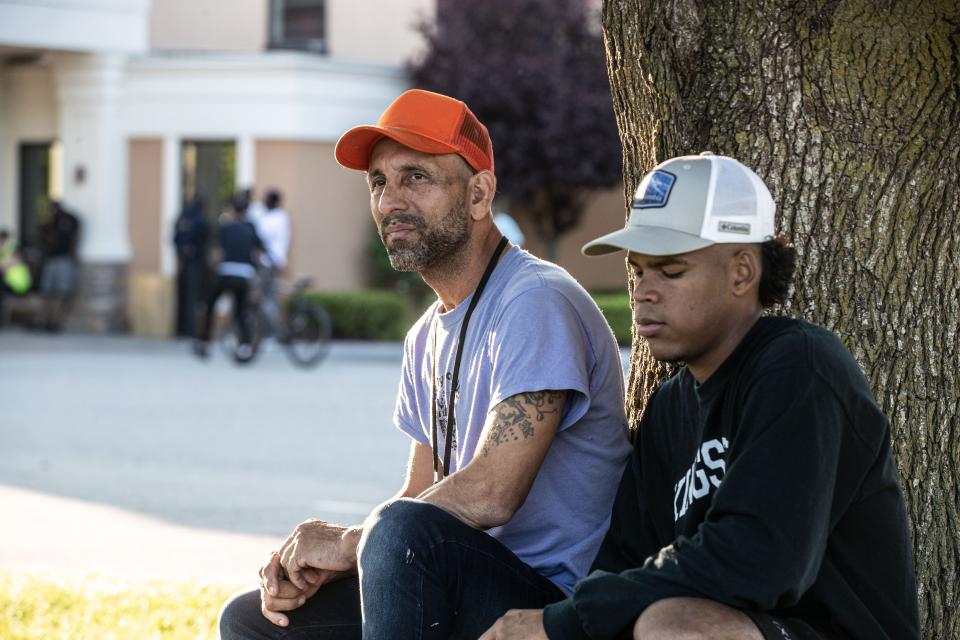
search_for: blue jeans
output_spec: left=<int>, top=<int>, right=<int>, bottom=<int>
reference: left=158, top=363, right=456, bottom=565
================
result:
left=219, top=499, right=565, bottom=639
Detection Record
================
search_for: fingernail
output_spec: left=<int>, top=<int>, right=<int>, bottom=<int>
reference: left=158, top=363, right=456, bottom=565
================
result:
left=299, top=597, right=306, bottom=606
left=268, top=586, right=277, bottom=595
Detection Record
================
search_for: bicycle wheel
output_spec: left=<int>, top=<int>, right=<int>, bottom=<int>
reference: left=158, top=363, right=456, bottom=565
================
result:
left=282, top=299, right=332, bottom=367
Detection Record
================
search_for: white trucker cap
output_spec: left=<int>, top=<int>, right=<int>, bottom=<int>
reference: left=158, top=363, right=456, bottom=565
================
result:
left=582, top=152, right=775, bottom=257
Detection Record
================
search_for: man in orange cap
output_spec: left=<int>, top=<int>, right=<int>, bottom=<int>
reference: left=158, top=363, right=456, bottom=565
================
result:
left=219, top=90, right=631, bottom=639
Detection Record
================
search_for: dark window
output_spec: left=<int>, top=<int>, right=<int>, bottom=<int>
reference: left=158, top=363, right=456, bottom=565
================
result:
left=181, top=140, right=236, bottom=223
left=269, top=0, right=326, bottom=54
left=18, top=142, right=52, bottom=250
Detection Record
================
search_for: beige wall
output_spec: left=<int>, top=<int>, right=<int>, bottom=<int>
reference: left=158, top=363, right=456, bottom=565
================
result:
left=520, top=186, right=630, bottom=293
left=126, top=137, right=174, bottom=337
left=0, top=63, right=58, bottom=236
left=251, top=141, right=627, bottom=294
left=327, top=0, right=433, bottom=64
left=148, top=0, right=431, bottom=61
left=127, top=138, right=163, bottom=273
left=255, top=140, right=373, bottom=290
left=149, top=0, right=267, bottom=51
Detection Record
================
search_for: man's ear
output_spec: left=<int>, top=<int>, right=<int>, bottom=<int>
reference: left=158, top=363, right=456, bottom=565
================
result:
left=730, top=247, right=761, bottom=298
left=469, top=171, right=497, bottom=221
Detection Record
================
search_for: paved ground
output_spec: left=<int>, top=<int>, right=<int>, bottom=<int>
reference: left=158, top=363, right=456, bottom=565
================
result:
left=0, top=330, right=631, bottom=583
left=0, top=330, right=410, bottom=582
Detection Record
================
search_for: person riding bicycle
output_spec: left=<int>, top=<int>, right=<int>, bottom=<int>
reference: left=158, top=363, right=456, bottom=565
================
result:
left=193, top=193, right=267, bottom=362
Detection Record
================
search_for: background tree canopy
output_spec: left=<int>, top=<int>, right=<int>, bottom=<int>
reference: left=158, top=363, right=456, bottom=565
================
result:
left=409, top=0, right=622, bottom=259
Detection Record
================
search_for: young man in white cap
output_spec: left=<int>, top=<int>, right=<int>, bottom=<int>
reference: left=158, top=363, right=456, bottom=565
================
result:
left=219, top=89, right=631, bottom=639
left=483, top=153, right=920, bottom=640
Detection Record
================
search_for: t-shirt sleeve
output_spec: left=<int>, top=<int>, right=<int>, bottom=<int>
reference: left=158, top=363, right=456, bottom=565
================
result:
left=487, top=287, right=593, bottom=431
left=554, top=365, right=867, bottom=639
left=392, top=330, right=431, bottom=447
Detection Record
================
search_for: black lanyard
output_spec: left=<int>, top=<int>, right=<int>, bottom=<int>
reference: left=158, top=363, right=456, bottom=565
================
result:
left=430, top=236, right=509, bottom=482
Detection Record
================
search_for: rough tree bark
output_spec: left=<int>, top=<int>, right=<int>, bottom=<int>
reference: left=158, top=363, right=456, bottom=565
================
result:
left=602, top=1, right=960, bottom=636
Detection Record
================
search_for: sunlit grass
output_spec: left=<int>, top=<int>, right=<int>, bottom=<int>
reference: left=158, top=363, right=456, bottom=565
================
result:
left=0, top=573, right=244, bottom=640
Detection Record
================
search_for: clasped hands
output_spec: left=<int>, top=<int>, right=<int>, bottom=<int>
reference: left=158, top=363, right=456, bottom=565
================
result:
left=258, top=518, right=547, bottom=638
left=258, top=519, right=357, bottom=627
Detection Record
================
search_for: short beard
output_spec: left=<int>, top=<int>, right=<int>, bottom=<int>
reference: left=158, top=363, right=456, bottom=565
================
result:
left=379, top=194, right=470, bottom=273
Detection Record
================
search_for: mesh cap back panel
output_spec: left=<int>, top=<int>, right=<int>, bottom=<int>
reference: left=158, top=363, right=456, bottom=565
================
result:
left=701, top=156, right=776, bottom=242
left=456, top=112, right=494, bottom=172
left=711, top=159, right=762, bottom=218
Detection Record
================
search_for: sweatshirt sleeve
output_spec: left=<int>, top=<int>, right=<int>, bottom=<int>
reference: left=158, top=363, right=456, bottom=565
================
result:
left=553, top=365, right=866, bottom=639
left=543, top=405, right=664, bottom=640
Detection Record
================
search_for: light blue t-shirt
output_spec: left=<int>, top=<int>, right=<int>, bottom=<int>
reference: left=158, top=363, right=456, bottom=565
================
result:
left=394, top=247, right=631, bottom=594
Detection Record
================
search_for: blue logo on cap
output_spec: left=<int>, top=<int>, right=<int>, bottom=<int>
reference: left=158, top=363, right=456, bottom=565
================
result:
left=632, top=170, right=676, bottom=209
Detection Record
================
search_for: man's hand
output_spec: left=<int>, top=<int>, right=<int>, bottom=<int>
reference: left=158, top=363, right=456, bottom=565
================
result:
left=258, top=551, right=323, bottom=627
left=480, top=609, right=548, bottom=640
left=277, top=519, right=358, bottom=589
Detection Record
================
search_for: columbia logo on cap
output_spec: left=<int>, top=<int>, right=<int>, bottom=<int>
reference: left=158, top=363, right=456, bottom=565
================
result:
left=718, top=221, right=751, bottom=235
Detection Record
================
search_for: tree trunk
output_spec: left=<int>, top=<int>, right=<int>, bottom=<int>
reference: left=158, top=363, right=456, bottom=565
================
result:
left=602, top=0, right=960, bottom=636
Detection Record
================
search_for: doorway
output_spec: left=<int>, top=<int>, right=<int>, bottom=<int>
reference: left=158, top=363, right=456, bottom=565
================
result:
left=18, top=142, right=53, bottom=251
left=176, top=140, right=236, bottom=337
left=181, top=140, right=236, bottom=222
left=17, top=141, right=63, bottom=283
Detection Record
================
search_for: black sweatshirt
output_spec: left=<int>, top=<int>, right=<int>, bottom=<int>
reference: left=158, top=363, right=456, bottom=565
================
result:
left=543, top=317, right=919, bottom=640
left=218, top=219, right=264, bottom=267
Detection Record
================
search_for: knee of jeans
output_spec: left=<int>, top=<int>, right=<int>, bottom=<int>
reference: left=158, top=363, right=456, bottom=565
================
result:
left=218, top=589, right=262, bottom=640
left=358, top=499, right=444, bottom=568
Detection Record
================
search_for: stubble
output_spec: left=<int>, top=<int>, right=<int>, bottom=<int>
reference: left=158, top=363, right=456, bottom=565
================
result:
left=380, top=191, right=470, bottom=274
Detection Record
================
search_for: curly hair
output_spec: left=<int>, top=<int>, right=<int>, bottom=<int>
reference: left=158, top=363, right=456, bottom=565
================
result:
left=759, top=235, right=797, bottom=308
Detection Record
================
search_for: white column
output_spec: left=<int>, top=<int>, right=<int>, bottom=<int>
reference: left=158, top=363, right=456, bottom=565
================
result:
left=236, top=134, right=256, bottom=190
left=160, top=135, right=181, bottom=277
left=51, top=52, right=130, bottom=263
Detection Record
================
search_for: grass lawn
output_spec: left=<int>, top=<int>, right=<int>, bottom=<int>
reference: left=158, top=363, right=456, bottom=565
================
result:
left=0, top=573, right=245, bottom=640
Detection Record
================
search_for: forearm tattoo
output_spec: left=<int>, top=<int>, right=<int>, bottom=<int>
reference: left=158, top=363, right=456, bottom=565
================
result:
left=482, top=390, right=566, bottom=457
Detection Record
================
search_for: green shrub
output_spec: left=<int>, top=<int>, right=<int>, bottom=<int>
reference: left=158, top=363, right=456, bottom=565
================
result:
left=366, top=232, right=433, bottom=305
left=304, top=290, right=413, bottom=340
left=591, top=291, right=632, bottom=346
left=302, top=288, right=632, bottom=344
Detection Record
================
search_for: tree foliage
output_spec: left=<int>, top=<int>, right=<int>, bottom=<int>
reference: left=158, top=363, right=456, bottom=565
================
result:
left=409, top=0, right=622, bottom=256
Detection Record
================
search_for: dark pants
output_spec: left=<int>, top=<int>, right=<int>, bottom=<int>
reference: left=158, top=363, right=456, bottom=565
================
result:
left=219, top=499, right=565, bottom=640
left=260, top=265, right=279, bottom=336
left=175, top=258, right=207, bottom=337
left=198, top=275, right=251, bottom=344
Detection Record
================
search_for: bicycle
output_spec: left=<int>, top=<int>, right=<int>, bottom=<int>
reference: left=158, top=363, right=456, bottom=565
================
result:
left=218, top=274, right=333, bottom=367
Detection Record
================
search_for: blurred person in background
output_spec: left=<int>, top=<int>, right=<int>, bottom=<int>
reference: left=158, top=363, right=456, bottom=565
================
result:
left=241, top=186, right=266, bottom=224
left=255, top=189, right=291, bottom=333
left=0, top=229, right=33, bottom=326
left=218, top=89, right=631, bottom=640
left=38, top=201, right=80, bottom=332
left=193, top=193, right=265, bottom=362
left=173, top=194, right=209, bottom=337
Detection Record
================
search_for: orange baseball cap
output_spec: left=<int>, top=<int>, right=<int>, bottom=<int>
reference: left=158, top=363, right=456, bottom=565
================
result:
left=335, top=89, right=494, bottom=173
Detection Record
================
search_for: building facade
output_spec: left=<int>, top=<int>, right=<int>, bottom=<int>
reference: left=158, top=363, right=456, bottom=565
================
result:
left=0, top=0, right=625, bottom=336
